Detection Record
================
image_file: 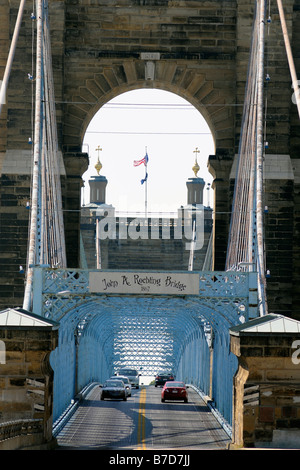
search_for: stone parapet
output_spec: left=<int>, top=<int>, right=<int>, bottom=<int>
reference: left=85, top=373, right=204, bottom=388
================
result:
left=0, top=308, right=59, bottom=450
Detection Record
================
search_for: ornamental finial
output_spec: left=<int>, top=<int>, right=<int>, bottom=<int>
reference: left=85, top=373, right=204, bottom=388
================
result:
left=95, top=146, right=102, bottom=175
left=192, top=147, right=200, bottom=177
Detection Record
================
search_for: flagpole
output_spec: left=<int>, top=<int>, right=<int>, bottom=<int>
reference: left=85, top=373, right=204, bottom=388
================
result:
left=133, top=150, right=148, bottom=216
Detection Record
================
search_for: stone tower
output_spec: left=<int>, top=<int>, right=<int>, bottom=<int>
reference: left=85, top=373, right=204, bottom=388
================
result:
left=186, top=147, right=205, bottom=206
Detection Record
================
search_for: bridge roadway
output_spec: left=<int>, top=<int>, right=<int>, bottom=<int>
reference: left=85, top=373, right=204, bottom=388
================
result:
left=55, top=385, right=231, bottom=450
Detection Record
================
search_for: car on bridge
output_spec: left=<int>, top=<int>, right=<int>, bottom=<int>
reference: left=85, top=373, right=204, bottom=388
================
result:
left=110, top=375, right=132, bottom=397
left=100, top=380, right=127, bottom=401
left=155, top=370, right=175, bottom=387
left=161, top=381, right=188, bottom=403
left=115, top=368, right=141, bottom=389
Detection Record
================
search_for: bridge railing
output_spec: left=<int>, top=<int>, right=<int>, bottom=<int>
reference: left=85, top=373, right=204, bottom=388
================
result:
left=0, top=419, right=43, bottom=449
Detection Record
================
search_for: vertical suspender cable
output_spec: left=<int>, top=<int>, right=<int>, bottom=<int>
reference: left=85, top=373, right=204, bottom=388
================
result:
left=247, top=96, right=257, bottom=271
left=226, top=0, right=268, bottom=315
left=256, top=0, right=268, bottom=316
left=0, top=0, right=27, bottom=116
left=188, top=220, right=196, bottom=271
left=23, top=0, right=44, bottom=311
left=226, top=5, right=259, bottom=271
left=43, top=7, right=67, bottom=267
left=277, top=0, right=300, bottom=119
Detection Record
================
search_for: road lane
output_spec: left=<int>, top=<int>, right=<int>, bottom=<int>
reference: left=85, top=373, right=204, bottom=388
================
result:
left=137, top=387, right=147, bottom=450
left=56, top=385, right=140, bottom=449
left=56, top=385, right=231, bottom=450
left=141, top=386, right=230, bottom=450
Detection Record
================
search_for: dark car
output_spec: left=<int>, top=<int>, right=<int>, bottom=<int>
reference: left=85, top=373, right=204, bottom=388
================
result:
left=161, top=381, right=188, bottom=403
left=100, top=380, right=127, bottom=401
left=110, top=375, right=132, bottom=397
left=154, top=371, right=175, bottom=387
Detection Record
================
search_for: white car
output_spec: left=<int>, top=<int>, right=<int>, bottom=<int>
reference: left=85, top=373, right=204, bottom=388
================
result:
left=110, top=375, right=132, bottom=396
left=115, top=368, right=140, bottom=389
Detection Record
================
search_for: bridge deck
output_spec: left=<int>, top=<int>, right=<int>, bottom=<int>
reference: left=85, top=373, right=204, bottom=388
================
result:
left=55, top=385, right=231, bottom=451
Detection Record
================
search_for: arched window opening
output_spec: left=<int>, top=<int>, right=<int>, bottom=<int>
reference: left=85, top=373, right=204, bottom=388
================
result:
left=81, top=89, right=215, bottom=216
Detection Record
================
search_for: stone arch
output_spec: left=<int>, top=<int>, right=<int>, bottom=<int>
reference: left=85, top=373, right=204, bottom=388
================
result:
left=62, top=61, right=234, bottom=154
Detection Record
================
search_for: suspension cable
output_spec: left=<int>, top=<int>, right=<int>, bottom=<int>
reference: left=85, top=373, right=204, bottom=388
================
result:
left=0, top=0, right=27, bottom=116
left=256, top=0, right=268, bottom=316
left=23, top=0, right=66, bottom=310
left=277, top=0, right=300, bottom=118
left=226, top=0, right=268, bottom=316
left=23, top=0, right=44, bottom=311
left=226, top=3, right=259, bottom=271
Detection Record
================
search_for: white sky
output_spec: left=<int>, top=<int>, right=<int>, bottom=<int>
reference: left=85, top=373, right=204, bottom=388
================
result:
left=82, top=89, right=215, bottom=215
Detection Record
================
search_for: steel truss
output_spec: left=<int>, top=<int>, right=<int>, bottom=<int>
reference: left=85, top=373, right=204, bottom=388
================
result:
left=32, top=268, right=258, bottom=425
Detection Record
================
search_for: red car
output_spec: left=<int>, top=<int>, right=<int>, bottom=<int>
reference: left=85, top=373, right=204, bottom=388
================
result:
left=161, top=381, right=188, bottom=403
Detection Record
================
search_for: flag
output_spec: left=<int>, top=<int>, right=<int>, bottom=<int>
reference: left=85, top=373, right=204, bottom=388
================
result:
left=133, top=153, right=148, bottom=167
left=141, top=172, right=148, bottom=185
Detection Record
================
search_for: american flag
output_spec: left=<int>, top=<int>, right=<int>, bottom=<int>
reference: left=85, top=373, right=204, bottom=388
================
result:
left=133, top=153, right=148, bottom=167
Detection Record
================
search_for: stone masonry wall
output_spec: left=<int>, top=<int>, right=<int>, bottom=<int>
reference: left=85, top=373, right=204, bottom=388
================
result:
left=231, top=332, right=300, bottom=448
left=0, top=0, right=299, bottom=319
left=0, top=173, right=30, bottom=307
left=0, top=325, right=58, bottom=448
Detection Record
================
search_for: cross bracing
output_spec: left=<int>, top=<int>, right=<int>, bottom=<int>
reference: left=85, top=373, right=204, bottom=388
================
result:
left=32, top=267, right=258, bottom=425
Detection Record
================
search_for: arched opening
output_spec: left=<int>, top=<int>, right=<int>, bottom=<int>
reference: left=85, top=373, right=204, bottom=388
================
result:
left=81, top=89, right=215, bottom=215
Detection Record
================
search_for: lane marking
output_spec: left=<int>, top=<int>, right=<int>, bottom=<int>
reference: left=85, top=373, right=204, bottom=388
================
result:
left=137, top=387, right=146, bottom=450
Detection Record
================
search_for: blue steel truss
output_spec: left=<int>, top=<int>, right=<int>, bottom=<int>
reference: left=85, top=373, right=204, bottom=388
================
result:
left=31, top=268, right=258, bottom=427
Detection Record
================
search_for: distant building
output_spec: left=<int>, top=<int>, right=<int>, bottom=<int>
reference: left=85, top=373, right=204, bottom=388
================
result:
left=80, top=151, right=213, bottom=271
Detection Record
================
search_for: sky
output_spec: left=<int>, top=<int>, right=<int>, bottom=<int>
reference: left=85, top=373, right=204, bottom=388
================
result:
left=82, top=89, right=215, bottom=216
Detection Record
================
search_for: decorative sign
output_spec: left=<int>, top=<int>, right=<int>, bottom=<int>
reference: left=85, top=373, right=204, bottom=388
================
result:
left=89, top=272, right=199, bottom=295
left=140, top=52, right=160, bottom=60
